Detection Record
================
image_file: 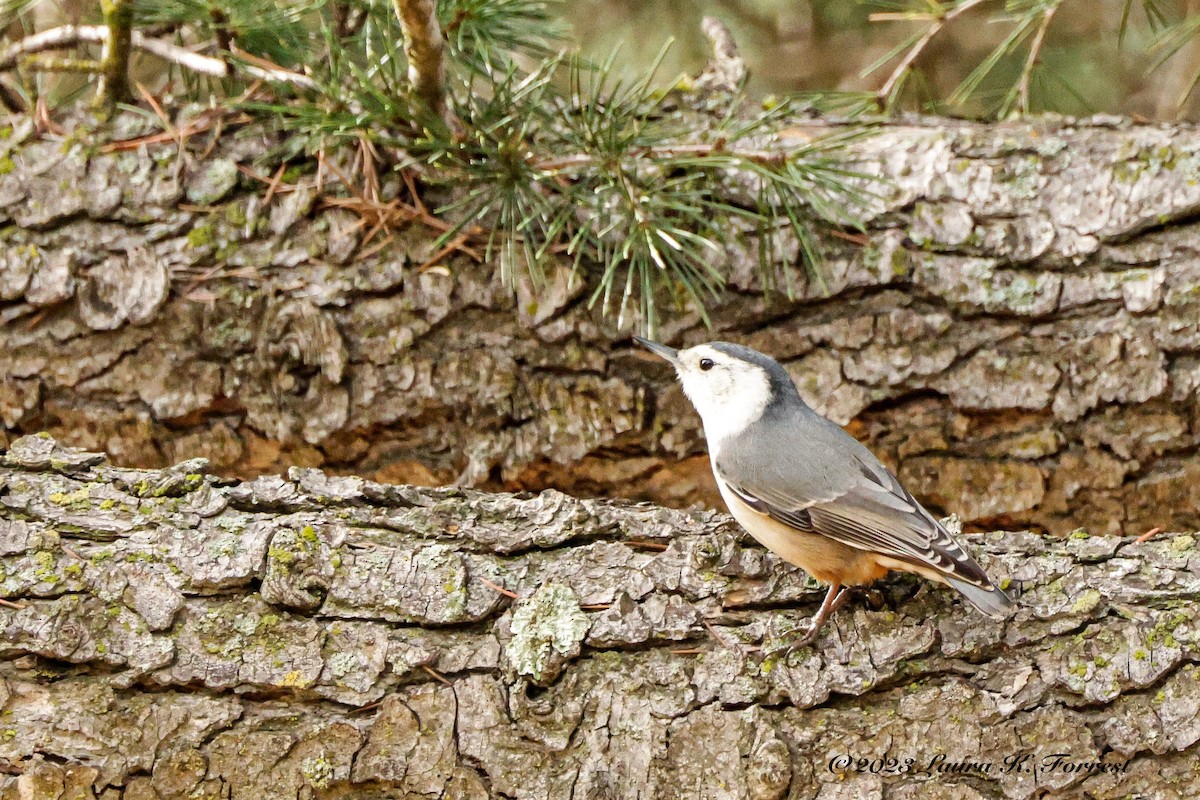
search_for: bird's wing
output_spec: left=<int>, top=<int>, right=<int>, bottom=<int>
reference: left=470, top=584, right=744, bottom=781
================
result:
left=715, top=451, right=993, bottom=588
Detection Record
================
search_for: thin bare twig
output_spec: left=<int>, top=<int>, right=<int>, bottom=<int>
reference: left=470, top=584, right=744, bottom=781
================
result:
left=874, top=0, right=990, bottom=107
left=417, top=232, right=469, bottom=272
left=135, top=81, right=181, bottom=150
left=262, top=163, right=289, bottom=208
left=35, top=96, right=66, bottom=136
left=830, top=229, right=870, bottom=245
left=1016, top=3, right=1058, bottom=113
left=400, top=169, right=428, bottom=216
left=145, top=38, right=316, bottom=89
left=0, top=25, right=100, bottom=70
left=21, top=55, right=100, bottom=74
left=99, top=109, right=249, bottom=152
left=0, top=24, right=317, bottom=90
left=421, top=664, right=454, bottom=687
left=533, top=143, right=787, bottom=173
left=479, top=578, right=519, bottom=599
left=356, top=233, right=396, bottom=261
left=392, top=0, right=452, bottom=126
left=626, top=540, right=669, bottom=551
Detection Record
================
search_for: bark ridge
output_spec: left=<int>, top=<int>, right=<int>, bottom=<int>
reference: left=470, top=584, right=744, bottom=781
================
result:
left=1, top=435, right=1199, bottom=799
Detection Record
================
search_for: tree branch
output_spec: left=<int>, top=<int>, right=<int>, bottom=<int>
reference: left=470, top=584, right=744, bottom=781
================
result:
left=392, top=0, right=452, bottom=125
left=1, top=434, right=1197, bottom=797
left=0, top=24, right=318, bottom=91
left=95, top=0, right=133, bottom=109
left=532, top=143, right=789, bottom=173
left=0, top=25, right=100, bottom=69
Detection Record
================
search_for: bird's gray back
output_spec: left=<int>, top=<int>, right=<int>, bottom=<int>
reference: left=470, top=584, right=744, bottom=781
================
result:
left=720, top=398, right=873, bottom=502
left=715, top=396, right=994, bottom=588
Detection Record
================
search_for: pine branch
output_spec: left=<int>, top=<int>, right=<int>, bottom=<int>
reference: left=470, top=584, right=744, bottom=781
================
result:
left=392, top=0, right=452, bottom=125
left=0, top=25, right=317, bottom=90
left=948, top=2, right=1047, bottom=113
left=1016, top=3, right=1059, bottom=113
left=694, top=16, right=747, bottom=94
left=95, top=0, right=134, bottom=110
left=0, top=25, right=98, bottom=70
left=532, top=144, right=790, bottom=173
left=872, top=0, right=991, bottom=108
left=0, top=2, right=863, bottom=334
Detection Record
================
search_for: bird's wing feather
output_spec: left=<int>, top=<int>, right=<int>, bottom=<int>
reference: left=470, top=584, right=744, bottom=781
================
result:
left=716, top=452, right=992, bottom=588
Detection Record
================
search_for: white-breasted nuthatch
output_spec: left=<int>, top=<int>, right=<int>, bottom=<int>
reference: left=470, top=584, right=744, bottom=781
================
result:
left=635, top=337, right=1013, bottom=653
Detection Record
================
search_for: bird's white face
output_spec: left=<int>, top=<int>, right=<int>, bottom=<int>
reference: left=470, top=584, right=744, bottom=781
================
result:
left=672, top=344, right=773, bottom=456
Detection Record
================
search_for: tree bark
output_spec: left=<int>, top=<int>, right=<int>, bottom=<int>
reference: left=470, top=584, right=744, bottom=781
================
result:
left=1, top=111, right=1199, bottom=538
left=1, top=434, right=1198, bottom=799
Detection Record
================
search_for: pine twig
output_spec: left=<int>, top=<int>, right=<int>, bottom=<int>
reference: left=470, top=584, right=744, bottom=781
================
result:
left=533, top=144, right=788, bottom=173
left=0, top=26, right=96, bottom=71
left=873, top=0, right=990, bottom=107
left=0, top=25, right=317, bottom=90
left=1016, top=3, right=1058, bottom=113
left=392, top=0, right=453, bottom=126
left=95, top=0, right=133, bottom=109
left=22, top=55, right=102, bottom=74
left=694, top=16, right=747, bottom=93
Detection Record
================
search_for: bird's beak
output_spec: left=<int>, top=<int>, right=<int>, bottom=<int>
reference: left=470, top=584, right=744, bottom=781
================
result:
left=633, top=336, right=680, bottom=365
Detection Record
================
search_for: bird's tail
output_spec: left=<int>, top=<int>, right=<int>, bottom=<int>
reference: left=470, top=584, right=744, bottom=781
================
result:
left=946, top=576, right=1014, bottom=618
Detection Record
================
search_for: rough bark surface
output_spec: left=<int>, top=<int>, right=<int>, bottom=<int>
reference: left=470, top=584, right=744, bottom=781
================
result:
left=2, top=434, right=1199, bottom=799
left=1, top=111, right=1200, bottom=537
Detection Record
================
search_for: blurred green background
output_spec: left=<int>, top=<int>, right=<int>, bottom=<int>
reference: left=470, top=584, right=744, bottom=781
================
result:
left=562, top=0, right=1200, bottom=119
left=7, top=0, right=1200, bottom=119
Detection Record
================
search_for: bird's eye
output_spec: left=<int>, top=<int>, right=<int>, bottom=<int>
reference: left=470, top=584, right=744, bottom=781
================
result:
left=699, top=358, right=715, bottom=371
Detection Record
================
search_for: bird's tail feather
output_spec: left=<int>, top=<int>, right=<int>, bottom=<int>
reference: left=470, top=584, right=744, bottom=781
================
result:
left=946, top=576, right=1014, bottom=618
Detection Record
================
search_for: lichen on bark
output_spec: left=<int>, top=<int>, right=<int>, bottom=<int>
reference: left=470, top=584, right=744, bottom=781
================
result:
left=1, top=435, right=1199, bottom=798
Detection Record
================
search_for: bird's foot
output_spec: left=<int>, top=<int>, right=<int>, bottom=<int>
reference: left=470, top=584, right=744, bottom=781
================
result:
left=761, top=623, right=820, bottom=663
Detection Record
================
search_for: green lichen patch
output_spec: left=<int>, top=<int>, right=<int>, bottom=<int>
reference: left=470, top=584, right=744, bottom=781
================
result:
left=262, top=523, right=335, bottom=612
left=125, top=467, right=206, bottom=499
left=185, top=158, right=239, bottom=205
left=1169, top=534, right=1195, bottom=552
left=506, top=582, right=590, bottom=684
left=162, top=597, right=324, bottom=691
left=186, top=224, right=215, bottom=249
left=1071, top=589, right=1103, bottom=615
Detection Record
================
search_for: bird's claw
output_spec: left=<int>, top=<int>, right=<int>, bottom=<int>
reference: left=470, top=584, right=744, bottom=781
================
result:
left=761, top=624, right=820, bottom=663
